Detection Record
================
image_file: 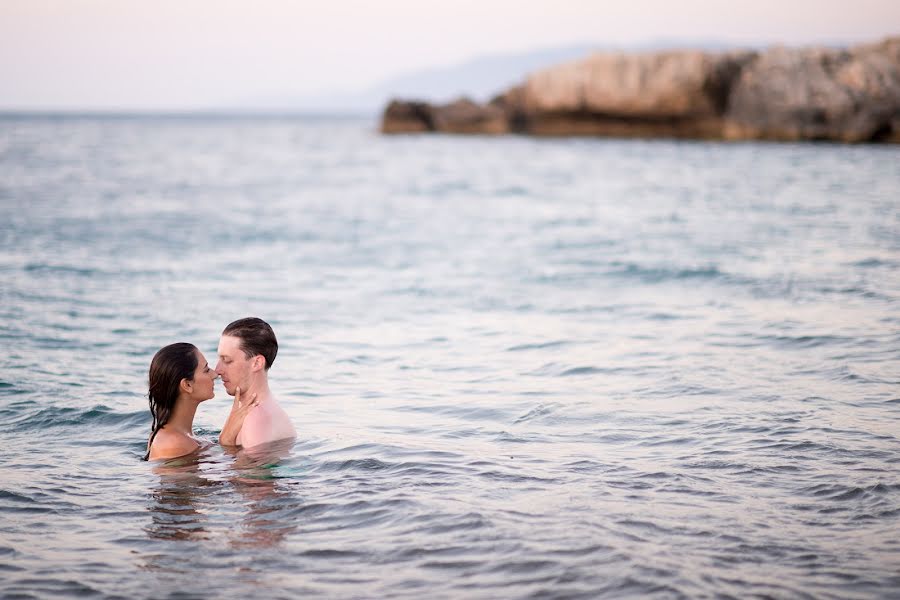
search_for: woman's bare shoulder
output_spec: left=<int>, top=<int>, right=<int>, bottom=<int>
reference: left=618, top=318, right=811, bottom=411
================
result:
left=148, top=429, right=201, bottom=461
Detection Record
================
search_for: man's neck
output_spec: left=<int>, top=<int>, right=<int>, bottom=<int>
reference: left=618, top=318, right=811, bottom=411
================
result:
left=243, top=378, right=274, bottom=406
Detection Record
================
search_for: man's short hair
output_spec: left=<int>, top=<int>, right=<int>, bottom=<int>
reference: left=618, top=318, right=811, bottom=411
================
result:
left=222, top=317, right=278, bottom=370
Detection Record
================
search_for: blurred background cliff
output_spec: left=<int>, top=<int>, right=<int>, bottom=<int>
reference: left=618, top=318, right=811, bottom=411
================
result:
left=381, top=37, right=900, bottom=143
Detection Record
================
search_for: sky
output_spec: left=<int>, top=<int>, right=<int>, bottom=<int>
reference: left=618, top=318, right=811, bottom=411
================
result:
left=0, top=0, right=898, bottom=110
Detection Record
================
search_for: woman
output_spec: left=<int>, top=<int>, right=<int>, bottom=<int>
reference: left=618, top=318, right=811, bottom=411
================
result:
left=144, top=342, right=257, bottom=461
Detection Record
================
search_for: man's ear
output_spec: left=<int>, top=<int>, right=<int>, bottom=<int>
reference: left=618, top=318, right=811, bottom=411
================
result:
left=180, top=378, right=193, bottom=394
left=252, top=355, right=264, bottom=372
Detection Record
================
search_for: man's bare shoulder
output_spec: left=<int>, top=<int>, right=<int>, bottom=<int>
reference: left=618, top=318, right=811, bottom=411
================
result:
left=243, top=403, right=275, bottom=428
left=240, top=400, right=296, bottom=449
left=239, top=405, right=274, bottom=447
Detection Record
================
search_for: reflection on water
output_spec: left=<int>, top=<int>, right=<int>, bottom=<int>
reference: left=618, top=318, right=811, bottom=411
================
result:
left=226, top=439, right=299, bottom=549
left=146, top=439, right=297, bottom=549
left=146, top=450, right=222, bottom=543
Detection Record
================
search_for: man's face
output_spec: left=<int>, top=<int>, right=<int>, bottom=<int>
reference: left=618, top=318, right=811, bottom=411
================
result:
left=215, top=335, right=253, bottom=396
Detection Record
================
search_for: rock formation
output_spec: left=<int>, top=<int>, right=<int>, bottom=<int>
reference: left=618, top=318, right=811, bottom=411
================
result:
left=499, top=49, right=755, bottom=139
left=381, top=37, right=900, bottom=143
left=724, top=37, right=900, bottom=142
left=382, top=97, right=508, bottom=134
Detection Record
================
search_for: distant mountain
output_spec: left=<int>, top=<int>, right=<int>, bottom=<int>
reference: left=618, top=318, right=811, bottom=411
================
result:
left=362, top=44, right=600, bottom=105
left=234, top=39, right=763, bottom=115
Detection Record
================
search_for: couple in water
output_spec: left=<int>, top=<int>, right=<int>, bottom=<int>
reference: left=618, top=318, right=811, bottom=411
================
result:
left=144, top=317, right=297, bottom=461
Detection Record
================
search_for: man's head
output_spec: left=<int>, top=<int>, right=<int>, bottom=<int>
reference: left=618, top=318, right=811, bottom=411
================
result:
left=215, top=317, right=278, bottom=396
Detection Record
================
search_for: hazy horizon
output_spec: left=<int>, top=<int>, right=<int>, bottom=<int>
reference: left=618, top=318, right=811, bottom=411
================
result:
left=1, top=0, right=898, bottom=112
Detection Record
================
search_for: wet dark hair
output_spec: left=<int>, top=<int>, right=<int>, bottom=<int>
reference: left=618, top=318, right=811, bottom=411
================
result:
left=222, top=317, right=278, bottom=370
left=144, top=342, right=198, bottom=461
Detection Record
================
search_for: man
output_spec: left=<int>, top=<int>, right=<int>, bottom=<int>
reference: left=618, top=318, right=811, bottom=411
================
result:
left=216, top=317, right=297, bottom=448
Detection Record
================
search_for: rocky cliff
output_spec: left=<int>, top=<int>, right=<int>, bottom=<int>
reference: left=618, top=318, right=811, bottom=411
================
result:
left=381, top=37, right=900, bottom=143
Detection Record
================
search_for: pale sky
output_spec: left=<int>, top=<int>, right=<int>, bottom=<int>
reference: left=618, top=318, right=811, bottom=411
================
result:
left=0, top=0, right=898, bottom=110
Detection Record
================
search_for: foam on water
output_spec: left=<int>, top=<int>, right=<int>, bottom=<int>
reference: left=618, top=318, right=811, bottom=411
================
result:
left=1, top=115, right=899, bottom=598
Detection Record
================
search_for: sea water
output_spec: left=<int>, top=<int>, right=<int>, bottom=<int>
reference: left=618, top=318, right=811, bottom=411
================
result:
left=1, top=115, right=898, bottom=598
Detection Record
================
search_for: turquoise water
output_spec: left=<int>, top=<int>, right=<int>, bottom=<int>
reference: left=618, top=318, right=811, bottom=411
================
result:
left=1, top=115, right=899, bottom=598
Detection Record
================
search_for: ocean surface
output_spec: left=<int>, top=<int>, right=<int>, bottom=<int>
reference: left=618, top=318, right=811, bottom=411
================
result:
left=0, top=114, right=898, bottom=599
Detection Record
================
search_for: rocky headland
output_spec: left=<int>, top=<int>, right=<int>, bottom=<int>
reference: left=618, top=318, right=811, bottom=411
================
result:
left=381, top=37, right=900, bottom=143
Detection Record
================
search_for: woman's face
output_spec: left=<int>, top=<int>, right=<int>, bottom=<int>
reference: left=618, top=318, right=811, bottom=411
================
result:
left=188, top=350, right=217, bottom=402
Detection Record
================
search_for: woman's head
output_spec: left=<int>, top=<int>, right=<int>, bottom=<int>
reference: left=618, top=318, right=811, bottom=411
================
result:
left=145, top=343, right=216, bottom=459
left=149, top=343, right=198, bottom=418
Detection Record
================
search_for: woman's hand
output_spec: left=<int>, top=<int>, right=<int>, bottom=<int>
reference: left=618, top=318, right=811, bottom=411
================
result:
left=219, top=386, right=259, bottom=446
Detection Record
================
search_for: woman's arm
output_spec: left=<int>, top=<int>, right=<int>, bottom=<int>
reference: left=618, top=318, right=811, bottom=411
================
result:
left=219, top=387, right=259, bottom=446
